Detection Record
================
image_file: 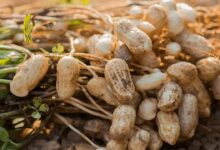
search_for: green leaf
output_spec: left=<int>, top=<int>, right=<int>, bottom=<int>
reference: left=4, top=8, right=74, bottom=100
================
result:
left=0, top=50, right=24, bottom=67
left=31, top=111, right=41, bottom=119
left=0, top=127, right=9, bottom=142
left=52, top=44, right=64, bottom=54
left=0, top=84, right=9, bottom=101
left=23, top=14, right=33, bottom=44
left=39, top=104, right=49, bottom=112
left=32, top=97, right=42, bottom=108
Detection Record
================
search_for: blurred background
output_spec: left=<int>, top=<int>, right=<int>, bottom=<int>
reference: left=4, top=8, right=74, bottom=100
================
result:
left=0, top=0, right=219, bottom=9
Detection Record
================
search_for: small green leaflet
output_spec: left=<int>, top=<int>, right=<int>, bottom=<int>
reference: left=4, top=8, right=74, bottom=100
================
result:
left=52, top=44, right=64, bottom=53
left=39, top=104, right=49, bottom=112
left=23, top=14, right=33, bottom=44
left=32, top=97, right=42, bottom=108
left=31, top=111, right=41, bottom=119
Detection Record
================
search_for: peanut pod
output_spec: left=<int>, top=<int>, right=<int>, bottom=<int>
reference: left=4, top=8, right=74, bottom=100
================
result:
left=105, top=58, right=135, bottom=104
left=114, top=18, right=152, bottom=55
left=110, top=105, right=136, bottom=141
left=167, top=62, right=211, bottom=117
left=87, top=77, right=118, bottom=106
left=128, top=129, right=150, bottom=150
left=157, top=81, right=182, bottom=112
left=178, top=94, right=198, bottom=139
left=56, top=56, right=80, bottom=100
left=138, top=98, right=157, bottom=120
left=10, top=55, right=49, bottom=97
left=156, top=111, right=180, bottom=145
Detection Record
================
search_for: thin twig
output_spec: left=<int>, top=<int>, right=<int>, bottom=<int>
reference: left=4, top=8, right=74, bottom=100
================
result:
left=80, top=85, right=112, bottom=117
left=55, top=113, right=100, bottom=148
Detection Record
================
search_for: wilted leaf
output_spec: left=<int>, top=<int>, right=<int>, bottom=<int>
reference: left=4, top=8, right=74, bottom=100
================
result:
left=81, top=0, right=90, bottom=5
left=39, top=104, right=49, bottom=112
left=52, top=44, right=64, bottom=54
left=0, top=127, right=9, bottom=142
left=31, top=111, right=41, bottom=119
left=32, top=97, right=42, bottom=108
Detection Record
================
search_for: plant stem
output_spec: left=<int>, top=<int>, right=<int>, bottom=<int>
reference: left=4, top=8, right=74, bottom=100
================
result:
left=0, top=79, right=11, bottom=84
left=0, top=67, right=17, bottom=75
left=0, top=44, right=33, bottom=57
left=0, top=110, right=21, bottom=118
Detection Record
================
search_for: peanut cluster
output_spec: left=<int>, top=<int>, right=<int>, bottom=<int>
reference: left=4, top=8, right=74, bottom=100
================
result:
left=7, top=0, right=220, bottom=149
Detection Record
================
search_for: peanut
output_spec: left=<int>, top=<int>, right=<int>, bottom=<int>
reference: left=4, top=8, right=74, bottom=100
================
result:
left=74, top=37, right=87, bottom=53
left=157, top=81, right=182, bottom=111
left=138, top=98, right=157, bottom=120
left=129, top=6, right=143, bottom=19
left=156, top=111, right=180, bottom=145
left=128, top=129, right=150, bottom=150
left=131, top=20, right=156, bottom=36
left=56, top=56, right=80, bottom=100
left=86, top=77, right=118, bottom=106
left=95, top=33, right=116, bottom=58
left=165, top=42, right=182, bottom=57
left=160, top=0, right=176, bottom=11
left=167, top=10, right=185, bottom=36
left=114, top=18, right=152, bottom=55
left=141, top=125, right=163, bottom=150
left=106, top=139, right=127, bottom=150
left=114, top=43, right=132, bottom=62
left=178, top=94, right=198, bottom=139
left=134, top=50, right=160, bottom=68
left=110, top=105, right=136, bottom=141
left=145, top=4, right=167, bottom=31
left=10, top=55, right=49, bottom=97
left=135, top=71, right=167, bottom=91
left=196, top=57, right=220, bottom=82
left=167, top=62, right=211, bottom=117
left=177, top=2, right=196, bottom=23
left=174, top=29, right=214, bottom=59
left=104, top=58, right=135, bottom=104
left=87, top=34, right=101, bottom=54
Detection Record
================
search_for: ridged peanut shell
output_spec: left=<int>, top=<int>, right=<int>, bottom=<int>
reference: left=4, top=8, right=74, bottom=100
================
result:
left=104, top=58, right=135, bottom=104
left=157, top=82, right=182, bottom=111
left=114, top=19, right=152, bottom=55
left=156, top=111, right=180, bottom=145
left=110, top=105, right=136, bottom=141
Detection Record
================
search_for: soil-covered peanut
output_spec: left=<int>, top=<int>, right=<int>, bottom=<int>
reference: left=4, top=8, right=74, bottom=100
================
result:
left=110, top=105, right=136, bottom=141
left=10, top=55, right=49, bottom=97
left=167, top=62, right=211, bottom=117
left=138, top=98, right=157, bottom=120
left=128, top=129, right=150, bottom=150
left=56, top=56, right=80, bottom=100
left=104, top=58, right=135, bottom=104
left=114, top=18, right=152, bottom=55
left=156, top=111, right=180, bottom=145
left=158, top=81, right=182, bottom=111
left=178, top=94, right=198, bottom=139
left=196, top=57, right=220, bottom=82
left=86, top=77, right=118, bottom=106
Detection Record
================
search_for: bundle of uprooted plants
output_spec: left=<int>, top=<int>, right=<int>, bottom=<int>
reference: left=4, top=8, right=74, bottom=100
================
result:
left=0, top=0, right=220, bottom=149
